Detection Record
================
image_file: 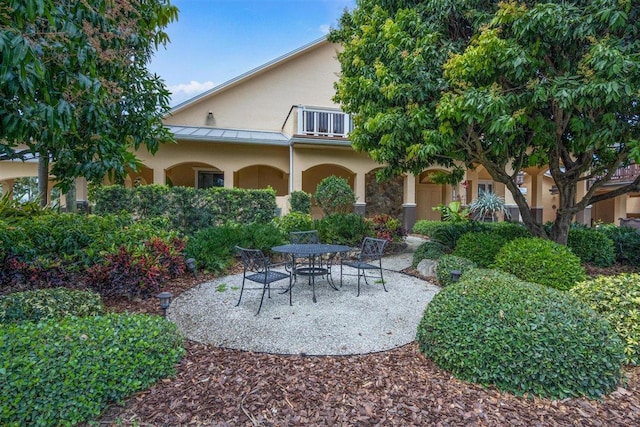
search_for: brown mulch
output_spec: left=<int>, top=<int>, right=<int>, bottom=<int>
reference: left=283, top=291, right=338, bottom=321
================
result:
left=92, top=268, right=640, bottom=426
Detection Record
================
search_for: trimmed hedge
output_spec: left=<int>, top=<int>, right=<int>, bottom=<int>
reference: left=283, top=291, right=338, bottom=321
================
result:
left=599, top=225, right=640, bottom=266
left=493, top=237, right=586, bottom=290
left=416, top=269, right=624, bottom=399
left=453, top=231, right=509, bottom=267
left=0, top=288, right=103, bottom=324
left=571, top=273, right=640, bottom=366
left=435, top=255, right=477, bottom=287
left=0, top=313, right=184, bottom=426
left=412, top=220, right=443, bottom=237
left=567, top=228, right=615, bottom=267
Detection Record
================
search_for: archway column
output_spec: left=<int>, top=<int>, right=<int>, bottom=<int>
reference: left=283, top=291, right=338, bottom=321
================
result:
left=354, top=170, right=366, bottom=216
left=403, top=173, right=417, bottom=231
left=1, top=179, right=15, bottom=196
left=153, top=167, right=166, bottom=186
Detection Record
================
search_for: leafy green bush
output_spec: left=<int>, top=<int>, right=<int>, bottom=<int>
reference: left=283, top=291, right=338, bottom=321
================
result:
left=599, top=225, right=640, bottom=266
left=184, top=224, right=243, bottom=274
left=494, top=237, right=586, bottom=290
left=273, top=212, right=315, bottom=235
left=453, top=231, right=509, bottom=267
left=412, top=241, right=448, bottom=267
left=571, top=274, right=640, bottom=366
left=239, top=222, right=286, bottom=252
left=314, top=213, right=373, bottom=246
left=314, top=176, right=356, bottom=215
left=0, top=288, right=103, bottom=324
left=290, top=190, right=312, bottom=214
left=429, top=221, right=487, bottom=251
left=435, top=255, right=477, bottom=287
left=0, top=313, right=184, bottom=426
left=416, top=269, right=624, bottom=399
left=567, top=228, right=615, bottom=267
left=411, top=220, right=442, bottom=237
left=486, top=221, right=532, bottom=240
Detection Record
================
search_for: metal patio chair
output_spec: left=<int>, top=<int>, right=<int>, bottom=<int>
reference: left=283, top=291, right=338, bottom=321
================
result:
left=235, top=246, right=292, bottom=315
left=340, top=237, right=388, bottom=296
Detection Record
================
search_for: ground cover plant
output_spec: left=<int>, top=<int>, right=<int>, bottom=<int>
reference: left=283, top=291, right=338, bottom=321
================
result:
left=417, top=268, right=625, bottom=399
left=412, top=240, right=448, bottom=267
left=452, top=231, right=509, bottom=267
left=0, top=288, right=103, bottom=324
left=567, top=227, right=616, bottom=267
left=434, top=255, right=477, bottom=287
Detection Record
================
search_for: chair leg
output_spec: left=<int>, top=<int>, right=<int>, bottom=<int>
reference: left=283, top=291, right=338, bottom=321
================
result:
left=256, top=283, right=269, bottom=315
left=289, top=277, right=293, bottom=306
left=236, top=277, right=246, bottom=306
left=381, top=268, right=388, bottom=292
left=357, top=268, right=362, bottom=297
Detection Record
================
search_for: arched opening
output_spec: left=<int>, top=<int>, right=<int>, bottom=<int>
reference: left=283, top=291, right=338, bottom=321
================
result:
left=166, top=162, right=222, bottom=188
left=416, top=169, right=448, bottom=221
left=303, top=164, right=355, bottom=218
left=234, top=165, right=288, bottom=196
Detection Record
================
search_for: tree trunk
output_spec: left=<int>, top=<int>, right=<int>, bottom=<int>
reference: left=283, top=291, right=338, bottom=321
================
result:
left=37, top=154, right=49, bottom=207
left=550, top=181, right=577, bottom=245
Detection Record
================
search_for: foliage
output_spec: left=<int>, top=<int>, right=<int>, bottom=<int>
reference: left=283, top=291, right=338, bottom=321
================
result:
left=314, top=213, right=373, bottom=246
left=571, top=274, right=640, bottom=366
left=486, top=221, right=532, bottom=241
left=494, top=238, right=586, bottom=290
left=314, top=176, right=356, bottom=215
left=429, top=221, right=487, bottom=251
left=469, top=191, right=510, bottom=222
left=290, top=191, right=312, bottom=214
left=599, top=225, right=640, bottom=266
left=366, top=213, right=406, bottom=243
left=567, top=228, right=616, bottom=267
left=0, top=191, right=50, bottom=223
left=411, top=220, right=443, bottom=237
left=240, top=222, right=286, bottom=253
left=184, top=224, right=242, bottom=274
left=0, top=0, right=178, bottom=190
left=412, top=241, right=448, bottom=267
left=0, top=288, right=103, bottom=324
left=273, top=212, right=315, bottom=235
left=432, top=201, right=470, bottom=223
left=435, top=255, right=477, bottom=287
left=330, top=0, right=640, bottom=245
left=0, top=313, right=184, bottom=426
left=92, top=184, right=278, bottom=235
left=416, top=268, right=624, bottom=399
left=453, top=231, right=509, bottom=268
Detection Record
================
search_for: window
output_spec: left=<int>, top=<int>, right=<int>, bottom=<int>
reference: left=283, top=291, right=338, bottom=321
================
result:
left=478, top=181, right=494, bottom=196
left=301, top=108, right=350, bottom=137
left=198, top=171, right=224, bottom=189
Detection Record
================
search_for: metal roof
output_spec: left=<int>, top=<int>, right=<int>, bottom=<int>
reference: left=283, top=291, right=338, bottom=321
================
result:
left=167, top=125, right=290, bottom=146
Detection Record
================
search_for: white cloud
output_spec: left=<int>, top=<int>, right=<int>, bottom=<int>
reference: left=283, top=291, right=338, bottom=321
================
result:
left=168, top=80, right=216, bottom=105
left=319, top=24, right=332, bottom=35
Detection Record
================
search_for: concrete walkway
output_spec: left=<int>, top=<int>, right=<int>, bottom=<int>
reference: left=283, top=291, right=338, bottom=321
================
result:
left=167, top=236, right=441, bottom=356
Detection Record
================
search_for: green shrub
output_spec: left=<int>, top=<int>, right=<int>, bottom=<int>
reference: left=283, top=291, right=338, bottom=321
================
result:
left=290, top=191, right=312, bottom=214
left=184, top=224, right=243, bottom=274
left=239, top=222, right=286, bottom=253
left=314, top=213, right=373, bottom=246
left=0, top=313, right=184, bottom=426
left=366, top=213, right=406, bottom=243
left=412, top=220, right=442, bottom=237
left=599, top=225, right=640, bottom=266
left=494, top=237, right=586, bottom=290
left=314, top=176, right=356, bottom=215
left=435, top=255, right=477, bottom=287
left=273, top=212, right=315, bottom=235
left=429, top=221, right=487, bottom=251
left=485, top=221, right=532, bottom=240
left=0, top=288, right=103, bottom=324
left=567, top=228, right=615, bottom=267
left=571, top=274, right=640, bottom=366
left=416, top=269, right=624, bottom=399
left=412, top=241, right=448, bottom=267
left=453, top=231, right=509, bottom=267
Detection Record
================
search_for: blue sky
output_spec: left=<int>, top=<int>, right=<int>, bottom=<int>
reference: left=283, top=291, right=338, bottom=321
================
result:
left=150, top=0, right=355, bottom=105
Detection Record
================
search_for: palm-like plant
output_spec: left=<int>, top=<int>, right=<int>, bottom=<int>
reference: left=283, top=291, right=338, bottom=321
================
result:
left=469, top=191, right=510, bottom=222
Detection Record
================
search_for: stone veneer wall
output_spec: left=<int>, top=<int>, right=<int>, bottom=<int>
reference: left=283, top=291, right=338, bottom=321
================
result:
left=365, top=171, right=404, bottom=221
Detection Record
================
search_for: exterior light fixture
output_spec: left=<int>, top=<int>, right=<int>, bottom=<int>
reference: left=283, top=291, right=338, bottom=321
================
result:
left=450, top=270, right=462, bottom=283
left=207, top=111, right=213, bottom=118
left=516, top=171, right=524, bottom=187
left=157, top=291, right=173, bottom=317
left=185, top=257, right=198, bottom=278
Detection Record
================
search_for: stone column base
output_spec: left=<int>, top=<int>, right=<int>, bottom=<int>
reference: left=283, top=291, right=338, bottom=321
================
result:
left=403, top=203, right=417, bottom=233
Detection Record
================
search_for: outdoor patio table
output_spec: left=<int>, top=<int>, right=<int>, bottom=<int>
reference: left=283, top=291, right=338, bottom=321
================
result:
left=271, top=243, right=351, bottom=303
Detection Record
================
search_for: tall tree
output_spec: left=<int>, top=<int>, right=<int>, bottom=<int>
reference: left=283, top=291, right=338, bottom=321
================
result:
left=0, top=0, right=178, bottom=204
left=330, top=0, right=640, bottom=244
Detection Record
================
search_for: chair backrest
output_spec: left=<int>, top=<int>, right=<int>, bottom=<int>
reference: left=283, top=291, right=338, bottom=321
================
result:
left=235, top=246, right=268, bottom=272
left=359, top=237, right=387, bottom=261
left=289, top=230, right=319, bottom=244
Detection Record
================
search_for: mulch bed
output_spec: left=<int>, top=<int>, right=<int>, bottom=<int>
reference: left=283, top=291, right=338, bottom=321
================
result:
left=93, top=268, right=640, bottom=426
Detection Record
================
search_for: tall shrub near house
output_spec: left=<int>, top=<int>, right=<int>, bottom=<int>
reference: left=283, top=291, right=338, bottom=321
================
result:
left=290, top=190, right=312, bottom=214
left=315, top=176, right=356, bottom=215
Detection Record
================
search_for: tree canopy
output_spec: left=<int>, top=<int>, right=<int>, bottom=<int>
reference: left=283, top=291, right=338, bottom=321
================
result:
left=330, top=0, right=640, bottom=243
left=0, top=0, right=178, bottom=193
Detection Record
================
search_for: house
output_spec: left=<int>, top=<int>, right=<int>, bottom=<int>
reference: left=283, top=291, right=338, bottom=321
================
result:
left=2, top=37, right=638, bottom=227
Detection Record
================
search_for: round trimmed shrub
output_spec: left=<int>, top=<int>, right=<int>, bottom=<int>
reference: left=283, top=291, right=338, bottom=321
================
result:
left=567, top=228, right=615, bottom=267
left=0, top=288, right=103, bottom=324
left=599, top=225, right=640, bottom=266
left=0, top=313, right=184, bottom=426
left=412, top=241, right=448, bottom=267
left=453, top=231, right=509, bottom=267
left=416, top=269, right=624, bottom=399
left=571, top=273, right=640, bottom=366
left=486, top=221, right=532, bottom=240
left=412, top=220, right=442, bottom=237
left=314, top=175, right=356, bottom=215
left=274, top=212, right=314, bottom=235
left=435, top=255, right=477, bottom=287
left=493, top=237, right=586, bottom=290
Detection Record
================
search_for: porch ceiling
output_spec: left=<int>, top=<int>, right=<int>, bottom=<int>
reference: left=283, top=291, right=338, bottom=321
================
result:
left=167, top=125, right=290, bottom=146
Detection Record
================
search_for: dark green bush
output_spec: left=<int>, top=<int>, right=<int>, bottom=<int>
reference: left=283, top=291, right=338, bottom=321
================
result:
left=411, top=220, right=443, bottom=237
left=435, top=255, right=477, bottom=287
left=273, top=212, right=315, bottom=235
left=290, top=191, right=312, bottom=214
left=567, top=228, right=615, bottom=267
left=184, top=223, right=243, bottom=274
left=416, top=269, right=624, bottom=399
left=0, top=288, right=103, bottom=324
left=599, top=225, right=640, bottom=266
left=412, top=241, right=448, bottom=267
left=494, top=237, right=586, bottom=290
left=314, top=213, right=373, bottom=246
left=239, top=222, right=286, bottom=252
left=571, top=273, right=640, bottom=366
left=314, top=176, right=356, bottom=215
left=485, top=221, right=532, bottom=240
left=429, top=221, right=487, bottom=250
left=453, top=231, right=509, bottom=267
left=0, top=313, right=184, bottom=426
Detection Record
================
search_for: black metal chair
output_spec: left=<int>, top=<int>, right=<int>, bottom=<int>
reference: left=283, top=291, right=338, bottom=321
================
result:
left=340, top=237, right=388, bottom=296
left=235, top=246, right=292, bottom=315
